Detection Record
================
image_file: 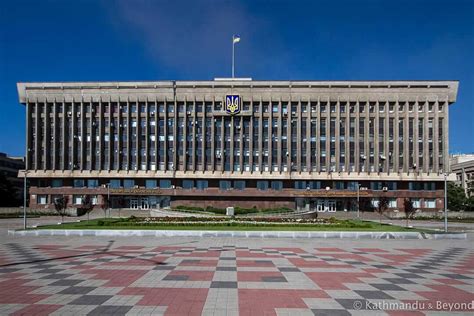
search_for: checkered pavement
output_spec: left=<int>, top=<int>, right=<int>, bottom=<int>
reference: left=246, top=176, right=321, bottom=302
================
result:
left=0, top=243, right=472, bottom=315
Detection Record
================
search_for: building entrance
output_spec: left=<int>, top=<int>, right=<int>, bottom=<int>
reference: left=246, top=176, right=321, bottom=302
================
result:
left=316, top=199, right=337, bottom=212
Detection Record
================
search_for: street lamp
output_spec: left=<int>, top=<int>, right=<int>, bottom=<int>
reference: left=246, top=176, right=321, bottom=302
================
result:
left=444, top=173, right=448, bottom=232
left=23, top=170, right=29, bottom=230
left=357, top=182, right=361, bottom=219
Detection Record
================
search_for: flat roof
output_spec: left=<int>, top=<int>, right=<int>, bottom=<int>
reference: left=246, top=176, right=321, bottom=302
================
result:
left=17, top=80, right=459, bottom=104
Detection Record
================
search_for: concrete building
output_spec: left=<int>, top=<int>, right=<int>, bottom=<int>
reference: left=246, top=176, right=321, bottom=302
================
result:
left=0, top=152, right=25, bottom=203
left=17, top=80, right=458, bottom=212
left=450, top=154, right=474, bottom=197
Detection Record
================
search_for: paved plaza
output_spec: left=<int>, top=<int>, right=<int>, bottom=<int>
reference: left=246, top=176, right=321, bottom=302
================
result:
left=0, top=219, right=473, bottom=315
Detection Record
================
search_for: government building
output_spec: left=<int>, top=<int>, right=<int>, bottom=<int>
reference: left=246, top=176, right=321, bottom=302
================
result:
left=17, top=80, right=458, bottom=212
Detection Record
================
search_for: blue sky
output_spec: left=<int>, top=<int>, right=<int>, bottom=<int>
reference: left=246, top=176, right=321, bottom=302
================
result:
left=0, top=0, right=473, bottom=156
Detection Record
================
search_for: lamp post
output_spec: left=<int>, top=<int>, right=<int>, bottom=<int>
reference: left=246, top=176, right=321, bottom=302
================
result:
left=444, top=173, right=448, bottom=232
left=107, top=183, right=110, bottom=218
left=23, top=170, right=28, bottom=230
left=357, top=182, right=360, bottom=219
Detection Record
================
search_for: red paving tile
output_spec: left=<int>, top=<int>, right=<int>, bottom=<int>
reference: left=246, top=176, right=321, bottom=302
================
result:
left=237, top=271, right=284, bottom=282
left=239, top=289, right=329, bottom=315
left=305, top=272, right=375, bottom=290
left=11, top=304, right=62, bottom=316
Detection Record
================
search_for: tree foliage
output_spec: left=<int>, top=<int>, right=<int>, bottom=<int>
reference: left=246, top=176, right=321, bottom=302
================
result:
left=403, top=198, right=416, bottom=227
left=447, top=182, right=471, bottom=211
left=376, top=196, right=390, bottom=222
left=53, top=195, right=68, bottom=222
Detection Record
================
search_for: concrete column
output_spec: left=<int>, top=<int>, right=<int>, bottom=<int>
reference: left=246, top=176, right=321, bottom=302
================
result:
left=52, top=100, right=58, bottom=171
left=62, top=100, right=67, bottom=171
left=80, top=99, right=85, bottom=171
left=316, top=97, right=321, bottom=172
left=172, top=95, right=178, bottom=172
left=335, top=99, right=340, bottom=172
left=258, top=97, right=263, bottom=173
left=268, top=99, right=273, bottom=173
left=107, top=97, right=112, bottom=171
left=443, top=97, right=449, bottom=172
left=163, top=98, right=167, bottom=171
left=326, top=98, right=331, bottom=172
left=413, top=99, right=419, bottom=174
left=220, top=116, right=225, bottom=172
left=71, top=99, right=76, bottom=171
left=277, top=98, right=282, bottom=172
left=183, top=97, right=188, bottom=171
left=126, top=98, right=131, bottom=171
left=404, top=102, right=410, bottom=173
left=393, top=100, right=399, bottom=173
left=433, top=98, right=440, bottom=173
left=345, top=101, right=350, bottom=173
left=423, top=99, right=429, bottom=174
left=364, top=101, right=370, bottom=173
left=230, top=115, right=234, bottom=172
left=374, top=101, right=380, bottom=173
left=117, top=98, right=122, bottom=171
left=306, top=101, right=311, bottom=172
left=201, top=99, right=206, bottom=171
left=25, top=101, right=32, bottom=170
left=43, top=100, right=50, bottom=170
left=98, top=98, right=103, bottom=171
left=239, top=116, right=244, bottom=173
left=355, top=99, right=360, bottom=173
left=191, top=97, right=196, bottom=172
left=210, top=99, right=215, bottom=170
left=249, top=101, right=254, bottom=171
left=296, top=99, right=302, bottom=173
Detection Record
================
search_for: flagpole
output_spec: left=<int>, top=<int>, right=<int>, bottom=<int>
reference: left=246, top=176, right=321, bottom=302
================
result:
left=232, top=37, right=235, bottom=78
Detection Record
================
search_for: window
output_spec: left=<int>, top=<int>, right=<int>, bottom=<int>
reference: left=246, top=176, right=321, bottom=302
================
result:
left=159, top=179, right=172, bottom=189
left=123, top=179, right=135, bottom=189
left=196, top=180, right=208, bottom=190
left=73, top=195, right=83, bottom=205
left=73, top=179, right=85, bottom=188
left=295, top=181, right=307, bottom=190
left=145, top=180, right=157, bottom=189
left=411, top=199, right=421, bottom=208
left=234, top=180, right=246, bottom=190
left=389, top=198, right=397, bottom=208
left=271, top=181, right=283, bottom=190
left=51, top=179, right=63, bottom=188
left=257, top=181, right=269, bottom=190
left=424, top=199, right=436, bottom=208
left=109, top=179, right=121, bottom=188
left=219, top=180, right=231, bottom=190
left=183, top=180, right=194, bottom=189
left=91, top=195, right=98, bottom=205
left=37, top=195, right=48, bottom=205
left=87, top=179, right=99, bottom=188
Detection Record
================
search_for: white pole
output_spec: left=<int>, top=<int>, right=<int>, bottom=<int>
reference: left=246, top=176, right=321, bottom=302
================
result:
left=23, top=171, right=27, bottom=230
left=357, top=182, right=360, bottom=219
left=232, top=38, right=235, bottom=78
left=444, top=173, right=448, bottom=232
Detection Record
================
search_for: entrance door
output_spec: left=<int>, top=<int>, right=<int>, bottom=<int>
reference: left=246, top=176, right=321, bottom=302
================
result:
left=316, top=200, right=326, bottom=212
left=327, top=200, right=336, bottom=212
left=130, top=198, right=139, bottom=210
left=141, top=198, right=149, bottom=210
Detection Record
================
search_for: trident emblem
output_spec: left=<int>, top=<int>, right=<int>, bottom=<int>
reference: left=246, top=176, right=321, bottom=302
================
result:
left=225, top=95, right=241, bottom=115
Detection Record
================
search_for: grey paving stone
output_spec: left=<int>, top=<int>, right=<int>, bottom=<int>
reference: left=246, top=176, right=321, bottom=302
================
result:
left=354, top=290, right=395, bottom=300
left=382, top=278, right=415, bottom=284
left=278, top=267, right=300, bottom=272
left=369, top=283, right=406, bottom=291
left=261, top=276, right=287, bottom=282
left=49, top=279, right=84, bottom=287
left=312, top=309, right=351, bottom=316
left=153, top=265, right=175, bottom=270
left=216, top=267, right=237, bottom=271
left=394, top=273, right=425, bottom=279
left=70, top=295, right=114, bottom=305
left=163, top=275, right=189, bottom=281
left=88, top=305, right=132, bottom=315
left=59, top=287, right=96, bottom=295
left=210, top=281, right=238, bottom=288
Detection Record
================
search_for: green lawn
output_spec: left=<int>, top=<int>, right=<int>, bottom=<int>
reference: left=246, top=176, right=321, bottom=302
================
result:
left=37, top=218, right=428, bottom=232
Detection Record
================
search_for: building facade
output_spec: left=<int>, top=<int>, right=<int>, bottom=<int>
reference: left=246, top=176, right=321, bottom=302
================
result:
left=0, top=152, right=25, bottom=205
left=450, top=154, right=474, bottom=197
left=17, top=80, right=458, bottom=212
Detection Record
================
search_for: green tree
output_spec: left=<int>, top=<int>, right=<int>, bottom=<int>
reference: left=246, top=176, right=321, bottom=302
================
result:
left=53, top=195, right=68, bottom=223
left=403, top=198, right=416, bottom=227
left=447, top=182, right=467, bottom=211
left=376, top=196, right=390, bottom=223
left=80, top=195, right=94, bottom=221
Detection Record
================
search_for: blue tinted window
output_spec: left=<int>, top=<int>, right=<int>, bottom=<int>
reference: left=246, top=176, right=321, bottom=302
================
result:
left=109, top=179, right=121, bottom=188
left=123, top=179, right=135, bottom=189
left=347, top=181, right=357, bottom=191
left=87, top=179, right=99, bottom=188
left=271, top=181, right=283, bottom=190
left=234, top=181, right=246, bottom=190
left=335, top=181, right=345, bottom=190
left=73, top=179, right=85, bottom=188
left=145, top=180, right=157, bottom=188
left=295, top=181, right=307, bottom=190
left=159, top=179, right=171, bottom=188
left=219, top=180, right=231, bottom=190
left=196, top=180, right=208, bottom=190
left=257, top=181, right=269, bottom=190
left=183, top=180, right=194, bottom=189
left=51, top=179, right=63, bottom=188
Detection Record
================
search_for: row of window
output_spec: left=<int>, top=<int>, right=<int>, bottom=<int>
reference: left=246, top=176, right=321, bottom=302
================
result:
left=35, top=194, right=437, bottom=209
left=48, top=179, right=437, bottom=191
left=29, top=101, right=447, bottom=115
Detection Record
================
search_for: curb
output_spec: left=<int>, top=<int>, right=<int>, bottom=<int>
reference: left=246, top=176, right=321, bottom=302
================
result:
left=7, top=229, right=467, bottom=239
